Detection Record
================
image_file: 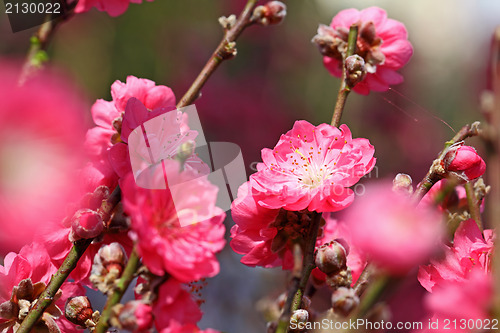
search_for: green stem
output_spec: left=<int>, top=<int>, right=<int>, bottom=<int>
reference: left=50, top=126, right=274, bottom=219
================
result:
left=464, top=182, right=483, bottom=233
left=275, top=212, right=322, bottom=333
left=331, top=24, right=358, bottom=127
left=176, top=0, right=259, bottom=108
left=16, top=188, right=121, bottom=333
left=94, top=247, right=142, bottom=333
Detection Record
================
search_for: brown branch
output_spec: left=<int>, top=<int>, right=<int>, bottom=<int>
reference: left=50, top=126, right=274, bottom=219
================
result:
left=176, top=0, right=259, bottom=108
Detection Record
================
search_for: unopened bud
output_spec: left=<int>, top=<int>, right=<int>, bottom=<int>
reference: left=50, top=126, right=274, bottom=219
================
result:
left=315, top=241, right=347, bottom=276
left=331, top=287, right=359, bottom=317
left=218, top=41, right=237, bottom=60
left=65, top=296, right=93, bottom=327
left=218, top=14, right=236, bottom=30
left=253, top=1, right=286, bottom=26
left=100, top=242, right=127, bottom=273
left=312, top=24, right=347, bottom=59
left=70, top=209, right=104, bottom=241
left=111, top=301, right=153, bottom=332
left=90, top=243, right=128, bottom=294
left=290, top=309, right=309, bottom=324
left=0, top=301, right=16, bottom=319
left=325, top=268, right=352, bottom=289
left=442, top=144, right=486, bottom=181
left=345, top=55, right=367, bottom=88
left=392, top=173, right=413, bottom=195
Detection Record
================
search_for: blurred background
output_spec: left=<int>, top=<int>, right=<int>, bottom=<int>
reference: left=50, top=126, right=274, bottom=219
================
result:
left=1, top=0, right=500, bottom=331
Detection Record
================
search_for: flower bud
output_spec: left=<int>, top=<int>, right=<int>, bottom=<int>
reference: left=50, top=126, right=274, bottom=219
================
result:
left=392, top=173, right=413, bottom=195
left=112, top=301, right=153, bottom=332
left=65, top=296, right=93, bottom=327
left=442, top=144, right=486, bottom=181
left=70, top=209, right=104, bottom=241
left=290, top=309, right=309, bottom=325
left=99, top=242, right=128, bottom=274
left=90, top=243, right=128, bottom=294
left=315, top=241, right=347, bottom=276
left=331, top=287, right=359, bottom=317
left=253, top=1, right=287, bottom=26
left=312, top=24, right=347, bottom=59
left=325, top=268, right=352, bottom=289
left=345, top=55, right=367, bottom=88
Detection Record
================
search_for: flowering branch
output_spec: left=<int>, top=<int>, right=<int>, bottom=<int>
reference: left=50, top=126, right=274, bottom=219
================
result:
left=413, top=122, right=480, bottom=200
left=176, top=0, right=259, bottom=107
left=275, top=212, right=322, bottom=333
left=16, top=187, right=122, bottom=333
left=331, top=24, right=358, bottom=127
left=94, top=247, right=142, bottom=333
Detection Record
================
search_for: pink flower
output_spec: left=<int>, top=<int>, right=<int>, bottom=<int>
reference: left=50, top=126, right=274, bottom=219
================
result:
left=250, top=121, right=376, bottom=212
left=153, top=279, right=202, bottom=331
left=230, top=183, right=365, bottom=271
left=423, top=270, right=493, bottom=333
left=160, top=322, right=220, bottom=333
left=84, top=76, right=176, bottom=187
left=319, top=7, right=413, bottom=95
left=0, top=60, right=87, bottom=255
left=345, top=181, right=444, bottom=275
left=0, top=243, right=85, bottom=333
left=419, top=179, right=465, bottom=212
left=120, top=160, right=226, bottom=282
left=75, top=0, right=154, bottom=17
left=442, top=144, right=486, bottom=181
left=418, top=219, right=494, bottom=292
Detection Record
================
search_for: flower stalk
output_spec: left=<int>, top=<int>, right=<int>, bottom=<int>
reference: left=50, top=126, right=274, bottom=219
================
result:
left=331, top=24, right=358, bottom=127
left=275, top=212, right=322, bottom=333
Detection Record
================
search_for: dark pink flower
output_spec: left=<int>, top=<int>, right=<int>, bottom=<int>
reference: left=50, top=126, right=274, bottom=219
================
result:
left=230, top=183, right=365, bottom=271
left=320, top=7, right=413, bottom=95
left=0, top=60, right=87, bottom=255
left=418, top=219, right=494, bottom=292
left=120, top=160, right=226, bottom=282
left=345, top=182, right=444, bottom=275
left=0, top=243, right=85, bottom=333
left=250, top=121, right=376, bottom=212
left=153, top=279, right=202, bottom=331
left=75, top=0, right=154, bottom=17
left=442, top=144, right=486, bottom=181
left=84, top=76, right=176, bottom=187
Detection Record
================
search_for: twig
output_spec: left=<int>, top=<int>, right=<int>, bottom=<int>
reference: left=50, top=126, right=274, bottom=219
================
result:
left=464, top=182, right=483, bottom=232
left=93, top=247, right=142, bottom=333
left=19, top=5, right=76, bottom=85
left=275, top=212, right=322, bottom=333
left=413, top=123, right=480, bottom=200
left=16, top=187, right=122, bottom=333
left=176, top=0, right=259, bottom=108
left=331, top=24, right=358, bottom=127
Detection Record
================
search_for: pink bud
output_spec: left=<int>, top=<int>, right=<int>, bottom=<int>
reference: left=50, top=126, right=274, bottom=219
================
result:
left=253, top=1, right=287, bottom=26
left=65, top=296, right=93, bottom=327
left=443, top=145, right=486, bottom=181
left=70, top=209, right=104, bottom=241
left=315, top=241, right=347, bottom=276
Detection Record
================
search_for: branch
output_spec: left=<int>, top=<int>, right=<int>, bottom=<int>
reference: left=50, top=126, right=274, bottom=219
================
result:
left=413, top=122, right=480, bottom=200
left=275, top=212, right=322, bottom=333
left=93, top=247, right=142, bottom=333
left=331, top=24, right=358, bottom=127
left=18, top=5, right=76, bottom=85
left=16, top=187, right=122, bottom=333
left=176, top=0, right=259, bottom=108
